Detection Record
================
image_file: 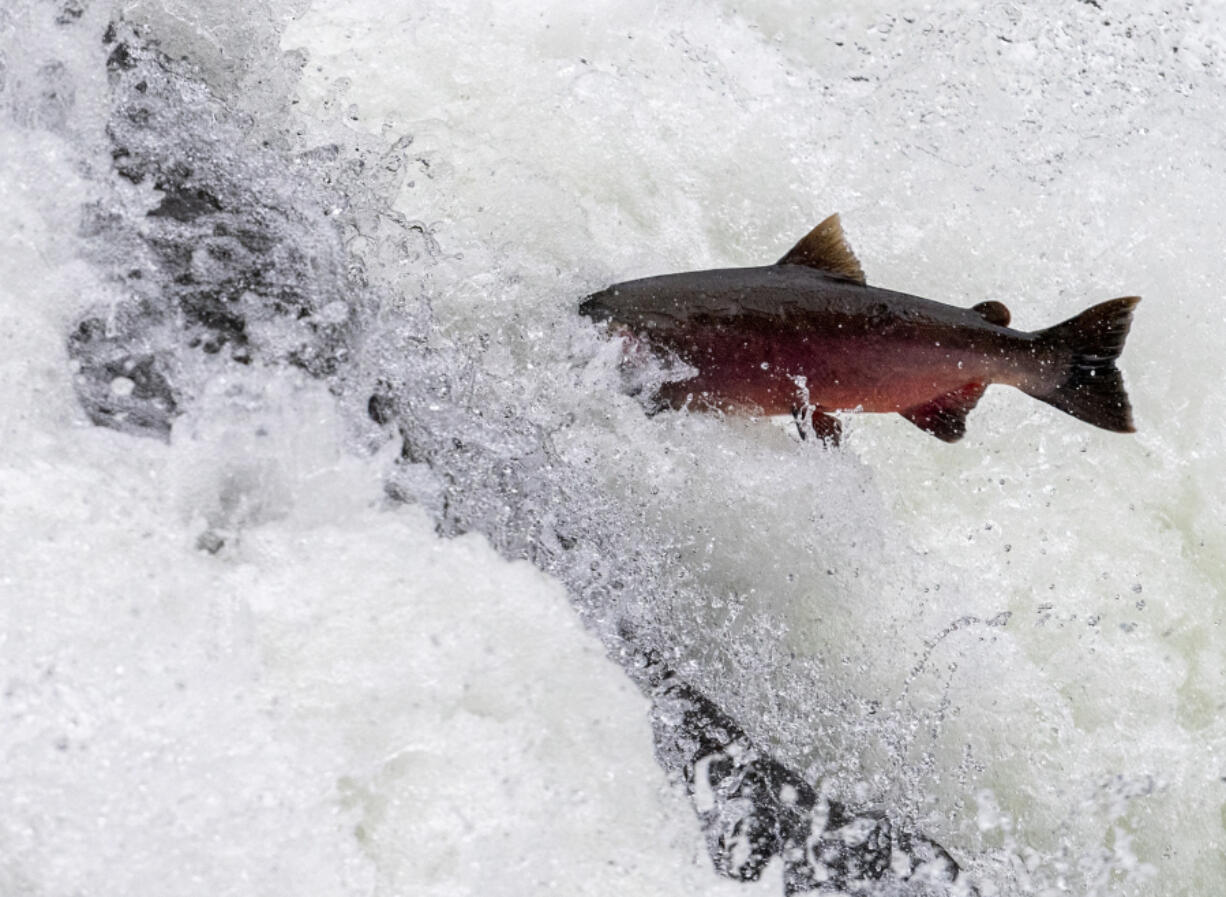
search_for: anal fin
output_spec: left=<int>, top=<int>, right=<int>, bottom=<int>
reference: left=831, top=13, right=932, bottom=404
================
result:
left=901, top=383, right=986, bottom=443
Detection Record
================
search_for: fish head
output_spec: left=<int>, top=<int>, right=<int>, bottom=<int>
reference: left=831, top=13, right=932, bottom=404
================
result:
left=580, top=278, right=675, bottom=330
left=580, top=275, right=692, bottom=338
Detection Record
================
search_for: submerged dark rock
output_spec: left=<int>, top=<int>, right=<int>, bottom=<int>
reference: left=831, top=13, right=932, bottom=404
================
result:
left=68, top=317, right=179, bottom=436
left=645, top=653, right=972, bottom=894
left=69, top=30, right=362, bottom=437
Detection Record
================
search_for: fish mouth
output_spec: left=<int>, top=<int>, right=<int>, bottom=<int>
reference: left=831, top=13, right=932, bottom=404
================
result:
left=578, top=288, right=617, bottom=323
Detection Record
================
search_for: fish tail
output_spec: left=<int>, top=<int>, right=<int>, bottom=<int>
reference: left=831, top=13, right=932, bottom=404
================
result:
left=1024, top=296, right=1140, bottom=433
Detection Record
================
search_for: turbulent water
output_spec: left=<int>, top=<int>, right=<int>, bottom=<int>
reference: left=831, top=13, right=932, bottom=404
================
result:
left=3, top=1, right=1225, bottom=895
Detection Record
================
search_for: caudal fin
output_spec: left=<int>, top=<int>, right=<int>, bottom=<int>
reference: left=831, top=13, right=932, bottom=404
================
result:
left=1024, top=296, right=1139, bottom=433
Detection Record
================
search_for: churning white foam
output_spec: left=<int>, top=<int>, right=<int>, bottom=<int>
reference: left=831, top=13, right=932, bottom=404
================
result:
left=3, top=0, right=1225, bottom=895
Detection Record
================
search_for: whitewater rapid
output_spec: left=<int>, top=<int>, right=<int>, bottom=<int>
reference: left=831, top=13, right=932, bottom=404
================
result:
left=2, top=1, right=1224, bottom=895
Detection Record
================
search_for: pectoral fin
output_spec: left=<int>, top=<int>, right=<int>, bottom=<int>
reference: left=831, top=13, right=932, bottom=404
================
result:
left=810, top=410, right=842, bottom=446
left=901, top=383, right=986, bottom=442
left=791, top=406, right=842, bottom=446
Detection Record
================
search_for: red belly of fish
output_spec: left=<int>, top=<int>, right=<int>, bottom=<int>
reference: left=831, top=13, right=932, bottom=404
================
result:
left=649, top=322, right=987, bottom=415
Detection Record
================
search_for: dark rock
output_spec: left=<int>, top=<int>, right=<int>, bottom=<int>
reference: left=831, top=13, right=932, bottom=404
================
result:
left=645, top=655, right=972, bottom=895
left=147, top=183, right=223, bottom=222
left=367, top=387, right=397, bottom=425
left=69, top=28, right=362, bottom=438
left=68, top=309, right=179, bottom=438
left=106, top=42, right=135, bottom=72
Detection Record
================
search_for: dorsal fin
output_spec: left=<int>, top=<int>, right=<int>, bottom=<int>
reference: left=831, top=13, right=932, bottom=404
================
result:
left=973, top=300, right=1011, bottom=327
left=777, top=213, right=866, bottom=285
left=901, top=382, right=987, bottom=442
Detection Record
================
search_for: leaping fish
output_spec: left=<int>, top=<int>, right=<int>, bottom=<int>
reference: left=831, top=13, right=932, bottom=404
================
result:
left=579, top=214, right=1138, bottom=445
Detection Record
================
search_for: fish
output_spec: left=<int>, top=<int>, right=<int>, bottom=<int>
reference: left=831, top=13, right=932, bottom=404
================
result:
left=579, top=214, right=1139, bottom=445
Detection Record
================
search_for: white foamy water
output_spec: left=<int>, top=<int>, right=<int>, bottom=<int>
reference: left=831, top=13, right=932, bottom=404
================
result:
left=3, top=1, right=1225, bottom=895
